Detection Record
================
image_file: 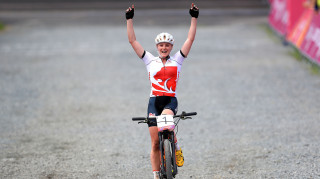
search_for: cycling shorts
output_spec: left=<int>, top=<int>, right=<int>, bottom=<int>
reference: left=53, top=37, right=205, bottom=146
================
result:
left=147, top=96, right=178, bottom=127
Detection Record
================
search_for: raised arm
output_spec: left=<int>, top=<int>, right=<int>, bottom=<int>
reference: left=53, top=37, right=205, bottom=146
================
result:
left=126, top=5, right=145, bottom=58
left=181, top=3, right=199, bottom=57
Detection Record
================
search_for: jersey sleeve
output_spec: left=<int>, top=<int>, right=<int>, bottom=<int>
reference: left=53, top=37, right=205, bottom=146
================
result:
left=172, top=50, right=186, bottom=65
left=141, top=51, right=154, bottom=66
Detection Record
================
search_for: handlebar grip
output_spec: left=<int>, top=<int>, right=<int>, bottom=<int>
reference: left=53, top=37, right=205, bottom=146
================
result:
left=183, top=112, right=197, bottom=116
left=132, top=117, right=147, bottom=121
left=181, top=112, right=197, bottom=116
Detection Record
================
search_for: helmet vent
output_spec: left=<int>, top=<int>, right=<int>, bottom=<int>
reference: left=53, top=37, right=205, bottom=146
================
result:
left=155, top=32, right=174, bottom=45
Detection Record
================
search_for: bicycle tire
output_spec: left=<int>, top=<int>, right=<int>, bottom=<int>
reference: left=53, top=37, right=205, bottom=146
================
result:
left=164, top=139, right=173, bottom=179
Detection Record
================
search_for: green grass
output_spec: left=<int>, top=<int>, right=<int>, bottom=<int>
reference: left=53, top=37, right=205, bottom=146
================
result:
left=288, top=48, right=320, bottom=75
left=0, top=22, right=5, bottom=31
left=259, top=23, right=283, bottom=43
left=288, top=47, right=303, bottom=62
left=310, top=63, right=320, bottom=75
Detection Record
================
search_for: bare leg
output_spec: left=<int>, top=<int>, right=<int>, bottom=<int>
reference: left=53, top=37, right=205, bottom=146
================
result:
left=149, top=126, right=160, bottom=171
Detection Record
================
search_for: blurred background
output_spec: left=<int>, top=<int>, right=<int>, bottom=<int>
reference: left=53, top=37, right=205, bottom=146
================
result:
left=1, top=0, right=320, bottom=179
left=0, top=0, right=269, bottom=10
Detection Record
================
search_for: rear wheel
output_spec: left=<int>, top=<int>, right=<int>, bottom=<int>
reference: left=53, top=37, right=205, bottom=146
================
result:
left=164, top=139, right=173, bottom=179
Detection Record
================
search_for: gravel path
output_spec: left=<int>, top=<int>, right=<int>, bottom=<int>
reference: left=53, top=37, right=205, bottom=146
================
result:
left=0, top=9, right=320, bottom=178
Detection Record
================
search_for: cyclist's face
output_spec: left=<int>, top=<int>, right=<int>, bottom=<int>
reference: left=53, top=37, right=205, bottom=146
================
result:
left=157, top=43, right=173, bottom=58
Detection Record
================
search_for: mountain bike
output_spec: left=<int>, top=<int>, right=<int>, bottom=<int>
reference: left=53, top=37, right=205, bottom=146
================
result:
left=132, top=111, right=197, bottom=179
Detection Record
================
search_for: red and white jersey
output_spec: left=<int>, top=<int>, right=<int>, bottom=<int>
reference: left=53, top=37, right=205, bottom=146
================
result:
left=142, top=51, right=185, bottom=97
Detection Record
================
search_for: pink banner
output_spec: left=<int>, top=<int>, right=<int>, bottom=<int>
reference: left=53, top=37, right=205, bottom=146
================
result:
left=287, top=9, right=314, bottom=47
left=269, top=0, right=305, bottom=36
left=300, top=13, right=320, bottom=64
left=287, top=0, right=305, bottom=33
left=269, top=0, right=288, bottom=35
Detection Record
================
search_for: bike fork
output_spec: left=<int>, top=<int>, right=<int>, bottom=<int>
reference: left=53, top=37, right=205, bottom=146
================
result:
left=170, top=132, right=178, bottom=177
left=159, top=131, right=178, bottom=178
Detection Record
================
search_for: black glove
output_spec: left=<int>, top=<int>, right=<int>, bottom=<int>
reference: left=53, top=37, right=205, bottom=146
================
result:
left=126, top=7, right=134, bottom=20
left=189, top=6, right=199, bottom=18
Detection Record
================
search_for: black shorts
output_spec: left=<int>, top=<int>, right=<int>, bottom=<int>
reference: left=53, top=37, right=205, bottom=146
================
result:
left=147, top=96, right=178, bottom=127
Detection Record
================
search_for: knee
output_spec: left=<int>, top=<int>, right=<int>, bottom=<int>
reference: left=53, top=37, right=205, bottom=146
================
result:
left=151, top=140, right=160, bottom=151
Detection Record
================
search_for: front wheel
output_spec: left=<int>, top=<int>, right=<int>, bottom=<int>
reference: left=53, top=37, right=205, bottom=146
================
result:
left=164, top=139, right=173, bottom=179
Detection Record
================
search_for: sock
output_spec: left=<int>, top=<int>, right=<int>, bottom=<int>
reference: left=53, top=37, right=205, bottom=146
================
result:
left=153, top=171, right=160, bottom=179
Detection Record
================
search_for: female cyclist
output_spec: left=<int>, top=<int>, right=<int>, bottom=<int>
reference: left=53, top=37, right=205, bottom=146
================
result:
left=126, top=3, right=199, bottom=179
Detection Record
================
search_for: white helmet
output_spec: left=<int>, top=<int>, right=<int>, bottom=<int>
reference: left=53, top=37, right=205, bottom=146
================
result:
left=155, top=32, right=174, bottom=45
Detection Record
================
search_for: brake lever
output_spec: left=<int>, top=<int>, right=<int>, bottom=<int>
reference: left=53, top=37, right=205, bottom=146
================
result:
left=181, top=116, right=192, bottom=120
left=138, top=120, right=147, bottom=124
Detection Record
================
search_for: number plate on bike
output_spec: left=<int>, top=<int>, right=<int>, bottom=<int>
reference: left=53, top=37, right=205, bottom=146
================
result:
left=156, top=115, right=175, bottom=132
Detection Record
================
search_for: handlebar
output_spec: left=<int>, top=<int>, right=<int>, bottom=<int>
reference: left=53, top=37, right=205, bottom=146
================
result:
left=174, top=111, right=197, bottom=118
left=132, top=111, right=197, bottom=122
